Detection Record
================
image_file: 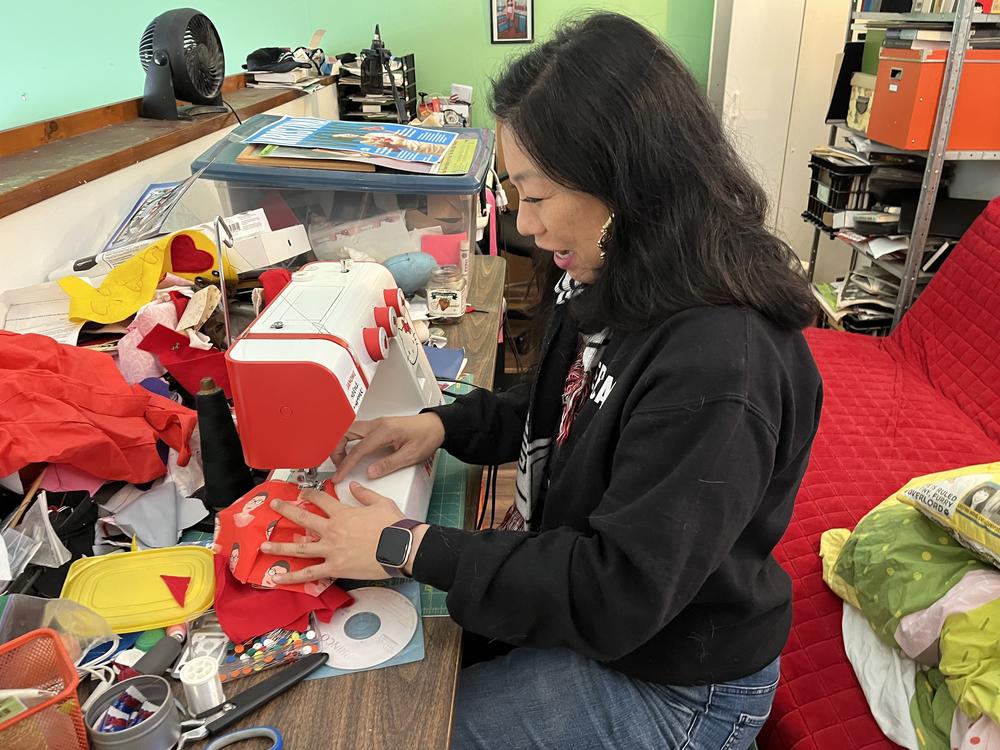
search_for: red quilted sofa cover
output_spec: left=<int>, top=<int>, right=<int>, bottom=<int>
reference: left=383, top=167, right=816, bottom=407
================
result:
left=759, top=196, right=1000, bottom=750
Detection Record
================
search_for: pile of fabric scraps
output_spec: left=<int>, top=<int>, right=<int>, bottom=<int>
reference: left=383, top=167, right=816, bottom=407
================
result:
left=0, top=325, right=210, bottom=595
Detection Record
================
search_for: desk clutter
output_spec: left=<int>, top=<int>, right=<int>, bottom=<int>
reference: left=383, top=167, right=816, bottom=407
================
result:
left=0, top=112, right=495, bottom=747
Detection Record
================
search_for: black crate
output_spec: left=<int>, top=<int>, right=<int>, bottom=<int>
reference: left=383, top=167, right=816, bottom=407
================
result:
left=803, top=154, right=872, bottom=227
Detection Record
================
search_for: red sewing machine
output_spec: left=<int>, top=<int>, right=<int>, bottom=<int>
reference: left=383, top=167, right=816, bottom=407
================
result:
left=225, top=260, right=442, bottom=520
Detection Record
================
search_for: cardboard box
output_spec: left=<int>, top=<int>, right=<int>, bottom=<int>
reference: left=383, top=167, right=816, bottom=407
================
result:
left=848, top=72, right=878, bottom=132
left=867, top=47, right=1000, bottom=150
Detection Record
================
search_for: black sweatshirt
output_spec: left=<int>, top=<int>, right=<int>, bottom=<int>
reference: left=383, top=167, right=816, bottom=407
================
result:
left=413, top=304, right=823, bottom=685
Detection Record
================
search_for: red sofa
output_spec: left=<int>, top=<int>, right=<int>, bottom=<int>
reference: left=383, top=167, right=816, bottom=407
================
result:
left=759, top=195, right=1000, bottom=749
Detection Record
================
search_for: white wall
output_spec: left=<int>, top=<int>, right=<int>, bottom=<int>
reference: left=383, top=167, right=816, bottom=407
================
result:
left=0, top=87, right=338, bottom=291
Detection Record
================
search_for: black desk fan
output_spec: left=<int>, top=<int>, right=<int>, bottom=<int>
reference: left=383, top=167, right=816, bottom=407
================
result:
left=139, top=8, right=228, bottom=120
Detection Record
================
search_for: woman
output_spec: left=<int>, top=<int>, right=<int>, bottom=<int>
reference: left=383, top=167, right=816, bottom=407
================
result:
left=261, top=12, right=823, bottom=749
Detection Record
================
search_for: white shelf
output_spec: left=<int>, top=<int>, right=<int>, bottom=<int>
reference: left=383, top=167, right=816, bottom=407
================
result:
left=837, top=125, right=1000, bottom=161
left=852, top=11, right=1000, bottom=25
left=870, top=256, right=934, bottom=282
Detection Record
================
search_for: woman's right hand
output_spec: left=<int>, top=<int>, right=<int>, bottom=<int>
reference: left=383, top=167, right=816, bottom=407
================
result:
left=331, top=413, right=446, bottom=480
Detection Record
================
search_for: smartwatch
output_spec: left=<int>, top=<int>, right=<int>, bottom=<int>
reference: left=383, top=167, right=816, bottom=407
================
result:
left=375, top=519, right=422, bottom=578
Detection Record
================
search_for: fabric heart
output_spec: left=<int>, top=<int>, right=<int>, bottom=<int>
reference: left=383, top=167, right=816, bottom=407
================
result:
left=169, top=234, right=215, bottom=273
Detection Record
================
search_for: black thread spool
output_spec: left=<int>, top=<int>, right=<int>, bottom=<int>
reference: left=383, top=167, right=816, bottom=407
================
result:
left=196, top=377, right=254, bottom=508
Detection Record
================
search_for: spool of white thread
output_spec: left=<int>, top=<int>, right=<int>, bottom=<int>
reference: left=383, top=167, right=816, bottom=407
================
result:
left=179, top=656, right=226, bottom=715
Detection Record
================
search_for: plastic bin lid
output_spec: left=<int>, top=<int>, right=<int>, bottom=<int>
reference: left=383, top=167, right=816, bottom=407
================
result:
left=190, top=114, right=495, bottom=195
left=60, top=547, right=215, bottom=633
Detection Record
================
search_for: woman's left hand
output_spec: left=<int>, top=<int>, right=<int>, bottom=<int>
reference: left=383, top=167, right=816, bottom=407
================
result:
left=261, top=481, right=403, bottom=582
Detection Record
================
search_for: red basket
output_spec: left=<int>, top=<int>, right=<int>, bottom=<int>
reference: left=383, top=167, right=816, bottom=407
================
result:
left=0, top=627, right=87, bottom=750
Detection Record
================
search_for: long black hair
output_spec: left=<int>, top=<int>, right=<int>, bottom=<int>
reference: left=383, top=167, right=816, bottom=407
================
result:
left=491, top=12, right=817, bottom=332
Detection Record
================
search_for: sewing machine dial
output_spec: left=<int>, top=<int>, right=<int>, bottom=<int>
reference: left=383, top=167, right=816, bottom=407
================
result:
left=396, top=307, right=422, bottom=366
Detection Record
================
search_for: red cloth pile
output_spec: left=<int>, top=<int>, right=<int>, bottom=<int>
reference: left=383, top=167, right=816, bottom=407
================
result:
left=0, top=331, right=197, bottom=484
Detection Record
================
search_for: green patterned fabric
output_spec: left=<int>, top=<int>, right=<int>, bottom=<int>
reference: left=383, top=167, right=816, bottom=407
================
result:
left=940, top=597, right=1000, bottom=724
left=909, top=668, right=956, bottom=750
left=833, top=503, right=989, bottom=647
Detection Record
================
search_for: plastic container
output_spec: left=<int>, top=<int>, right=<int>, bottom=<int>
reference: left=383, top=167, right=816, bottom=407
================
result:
left=0, top=628, right=88, bottom=750
left=425, top=264, right=467, bottom=322
left=803, top=154, right=872, bottom=228
left=60, top=546, right=215, bottom=633
left=188, top=114, right=495, bottom=287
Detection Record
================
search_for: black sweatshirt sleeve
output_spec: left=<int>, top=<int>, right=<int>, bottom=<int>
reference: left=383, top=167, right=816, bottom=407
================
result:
left=412, top=395, right=778, bottom=661
left=424, top=383, right=530, bottom=466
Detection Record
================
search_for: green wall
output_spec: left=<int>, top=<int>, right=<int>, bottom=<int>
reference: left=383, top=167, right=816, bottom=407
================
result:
left=1, top=1, right=714, bottom=132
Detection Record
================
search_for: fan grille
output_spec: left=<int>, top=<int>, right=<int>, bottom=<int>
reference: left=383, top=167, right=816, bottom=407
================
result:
left=184, top=14, right=224, bottom=99
left=139, top=20, right=156, bottom=71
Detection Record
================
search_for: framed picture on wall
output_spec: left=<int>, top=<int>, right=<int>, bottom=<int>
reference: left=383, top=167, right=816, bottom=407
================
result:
left=491, top=0, right=534, bottom=44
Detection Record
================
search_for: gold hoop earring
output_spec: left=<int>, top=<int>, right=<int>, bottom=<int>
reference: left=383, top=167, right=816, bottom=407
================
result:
left=597, top=213, right=614, bottom=260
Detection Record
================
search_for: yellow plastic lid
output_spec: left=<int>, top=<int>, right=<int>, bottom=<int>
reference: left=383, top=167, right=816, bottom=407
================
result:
left=60, top=547, right=215, bottom=633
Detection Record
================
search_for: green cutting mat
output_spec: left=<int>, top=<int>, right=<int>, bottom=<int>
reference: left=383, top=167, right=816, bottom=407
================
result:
left=419, top=450, right=468, bottom=616
left=419, top=377, right=475, bottom=616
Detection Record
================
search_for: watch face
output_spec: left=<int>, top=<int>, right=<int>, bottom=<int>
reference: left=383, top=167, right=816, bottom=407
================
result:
left=376, top=526, right=412, bottom=568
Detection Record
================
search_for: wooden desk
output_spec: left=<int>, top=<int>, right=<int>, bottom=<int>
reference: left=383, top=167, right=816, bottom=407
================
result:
left=188, top=255, right=506, bottom=748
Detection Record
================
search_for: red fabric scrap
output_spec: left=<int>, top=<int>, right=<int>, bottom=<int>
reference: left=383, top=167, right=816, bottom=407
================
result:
left=161, top=575, right=190, bottom=607
left=0, top=331, right=196, bottom=483
left=213, top=554, right=353, bottom=643
left=259, top=269, right=292, bottom=308
left=166, top=290, right=190, bottom=319
left=137, top=324, right=231, bottom=398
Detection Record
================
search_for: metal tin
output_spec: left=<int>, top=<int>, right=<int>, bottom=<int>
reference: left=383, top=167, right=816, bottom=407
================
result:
left=85, top=675, right=180, bottom=750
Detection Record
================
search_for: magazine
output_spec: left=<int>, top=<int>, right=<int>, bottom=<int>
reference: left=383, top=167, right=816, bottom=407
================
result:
left=103, top=166, right=207, bottom=251
left=255, top=136, right=478, bottom=177
left=243, top=117, right=458, bottom=165
left=258, top=144, right=434, bottom=174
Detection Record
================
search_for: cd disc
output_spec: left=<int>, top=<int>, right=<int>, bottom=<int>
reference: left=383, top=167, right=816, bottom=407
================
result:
left=316, top=587, right=418, bottom=670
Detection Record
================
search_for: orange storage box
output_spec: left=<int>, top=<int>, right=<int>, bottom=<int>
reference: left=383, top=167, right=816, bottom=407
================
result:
left=867, top=47, right=1000, bottom=151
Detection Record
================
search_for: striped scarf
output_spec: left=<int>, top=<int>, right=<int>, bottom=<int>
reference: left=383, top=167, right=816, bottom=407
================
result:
left=499, top=273, right=611, bottom=531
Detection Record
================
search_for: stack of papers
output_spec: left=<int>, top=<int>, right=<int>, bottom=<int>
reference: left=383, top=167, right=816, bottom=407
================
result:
left=238, top=117, right=475, bottom=176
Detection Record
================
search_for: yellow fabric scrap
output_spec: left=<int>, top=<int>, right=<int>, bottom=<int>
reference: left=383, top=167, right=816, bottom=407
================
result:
left=821, top=527, right=861, bottom=609
left=940, top=596, right=1000, bottom=726
left=59, top=242, right=169, bottom=324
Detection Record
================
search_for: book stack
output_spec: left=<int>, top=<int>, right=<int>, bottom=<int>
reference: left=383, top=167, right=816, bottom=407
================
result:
left=884, top=26, right=1000, bottom=51
left=247, top=67, right=325, bottom=93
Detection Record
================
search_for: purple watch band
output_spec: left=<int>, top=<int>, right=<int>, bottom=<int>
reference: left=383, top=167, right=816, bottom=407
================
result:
left=377, top=518, right=422, bottom=578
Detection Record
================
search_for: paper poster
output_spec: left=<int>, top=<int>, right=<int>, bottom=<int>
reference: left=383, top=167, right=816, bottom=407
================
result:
left=244, top=117, right=457, bottom=165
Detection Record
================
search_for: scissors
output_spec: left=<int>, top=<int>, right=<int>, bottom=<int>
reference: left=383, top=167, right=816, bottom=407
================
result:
left=205, top=726, right=282, bottom=749
left=176, top=653, right=326, bottom=749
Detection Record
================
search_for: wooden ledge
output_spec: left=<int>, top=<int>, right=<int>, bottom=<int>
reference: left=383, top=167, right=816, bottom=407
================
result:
left=0, top=74, right=334, bottom=220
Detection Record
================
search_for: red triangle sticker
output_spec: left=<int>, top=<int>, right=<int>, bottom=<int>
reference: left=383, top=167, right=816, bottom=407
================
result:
left=161, top=575, right=190, bottom=608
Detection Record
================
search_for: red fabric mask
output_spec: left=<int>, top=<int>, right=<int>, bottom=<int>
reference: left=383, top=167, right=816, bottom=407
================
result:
left=215, top=480, right=338, bottom=596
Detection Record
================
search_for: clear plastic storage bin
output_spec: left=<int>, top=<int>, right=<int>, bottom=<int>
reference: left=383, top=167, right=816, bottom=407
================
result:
left=187, top=115, right=495, bottom=282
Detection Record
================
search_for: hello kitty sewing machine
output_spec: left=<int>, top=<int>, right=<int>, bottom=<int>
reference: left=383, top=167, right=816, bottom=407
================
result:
left=225, top=260, right=442, bottom=521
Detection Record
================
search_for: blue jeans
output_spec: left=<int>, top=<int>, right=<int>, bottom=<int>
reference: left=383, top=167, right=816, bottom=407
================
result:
left=453, top=647, right=778, bottom=749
